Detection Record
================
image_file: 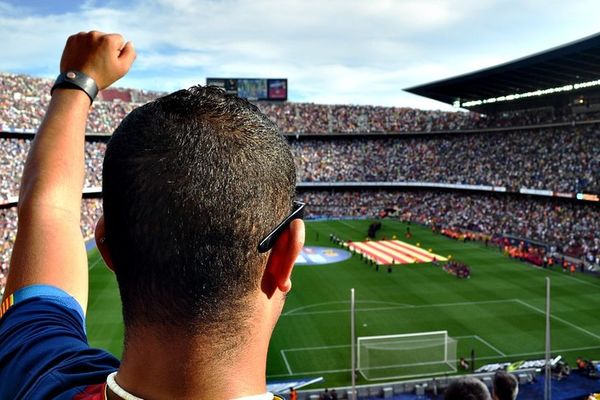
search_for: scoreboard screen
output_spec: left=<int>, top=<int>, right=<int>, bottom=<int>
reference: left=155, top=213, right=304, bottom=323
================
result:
left=238, top=79, right=267, bottom=100
left=206, top=78, right=287, bottom=101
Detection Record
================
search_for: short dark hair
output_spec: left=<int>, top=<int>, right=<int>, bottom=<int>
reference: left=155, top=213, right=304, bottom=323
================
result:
left=493, top=371, right=518, bottom=400
left=445, top=377, right=491, bottom=400
left=102, top=86, right=296, bottom=338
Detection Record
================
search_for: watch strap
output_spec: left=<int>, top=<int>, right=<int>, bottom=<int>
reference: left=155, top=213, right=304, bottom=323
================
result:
left=51, top=70, right=99, bottom=103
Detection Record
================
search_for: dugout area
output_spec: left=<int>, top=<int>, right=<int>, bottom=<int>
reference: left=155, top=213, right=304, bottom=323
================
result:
left=85, top=219, right=600, bottom=389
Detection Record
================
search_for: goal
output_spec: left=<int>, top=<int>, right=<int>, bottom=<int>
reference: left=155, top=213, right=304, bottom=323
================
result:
left=356, top=331, right=457, bottom=381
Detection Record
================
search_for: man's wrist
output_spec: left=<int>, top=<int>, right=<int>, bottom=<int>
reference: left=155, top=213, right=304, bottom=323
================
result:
left=48, top=88, right=93, bottom=113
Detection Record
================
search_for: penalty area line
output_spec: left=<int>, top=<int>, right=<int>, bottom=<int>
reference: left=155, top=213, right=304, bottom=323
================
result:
left=281, top=350, right=293, bottom=375
left=474, top=335, right=506, bottom=357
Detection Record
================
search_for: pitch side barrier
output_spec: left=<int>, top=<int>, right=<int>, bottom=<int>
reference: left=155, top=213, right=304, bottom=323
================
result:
left=297, top=182, right=599, bottom=204
left=1, top=128, right=111, bottom=139
left=0, top=187, right=102, bottom=209
left=1, top=181, right=597, bottom=209
left=293, top=369, right=536, bottom=399
left=3, top=117, right=600, bottom=139
left=282, top=118, right=600, bottom=139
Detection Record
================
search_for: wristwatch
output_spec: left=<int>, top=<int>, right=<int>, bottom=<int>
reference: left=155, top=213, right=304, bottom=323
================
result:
left=51, top=70, right=99, bottom=103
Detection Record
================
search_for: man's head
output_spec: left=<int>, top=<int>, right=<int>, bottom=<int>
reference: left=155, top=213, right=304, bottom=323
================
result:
left=100, top=86, right=301, bottom=341
left=492, top=371, right=518, bottom=400
left=444, top=377, right=491, bottom=400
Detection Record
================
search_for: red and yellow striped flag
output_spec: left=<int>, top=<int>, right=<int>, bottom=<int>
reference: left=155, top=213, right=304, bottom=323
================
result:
left=347, top=240, right=447, bottom=265
left=0, top=294, right=14, bottom=319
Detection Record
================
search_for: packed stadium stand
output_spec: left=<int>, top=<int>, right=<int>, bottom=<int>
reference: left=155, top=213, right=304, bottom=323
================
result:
left=1, top=70, right=600, bottom=299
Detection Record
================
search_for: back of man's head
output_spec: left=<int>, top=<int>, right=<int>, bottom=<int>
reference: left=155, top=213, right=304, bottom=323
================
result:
left=445, top=377, right=491, bottom=400
left=493, top=371, right=519, bottom=400
left=102, top=86, right=296, bottom=341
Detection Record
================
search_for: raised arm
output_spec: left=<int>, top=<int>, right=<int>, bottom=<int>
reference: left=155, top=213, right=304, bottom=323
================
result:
left=3, top=31, right=136, bottom=311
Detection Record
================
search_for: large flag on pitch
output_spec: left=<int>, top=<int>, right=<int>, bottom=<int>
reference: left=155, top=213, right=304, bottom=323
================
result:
left=347, top=240, right=447, bottom=265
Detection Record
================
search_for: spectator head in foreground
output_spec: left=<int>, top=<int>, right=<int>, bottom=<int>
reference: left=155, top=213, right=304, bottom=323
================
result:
left=445, top=377, right=492, bottom=400
left=101, top=84, right=302, bottom=330
left=493, top=370, right=519, bottom=400
left=0, top=31, right=304, bottom=400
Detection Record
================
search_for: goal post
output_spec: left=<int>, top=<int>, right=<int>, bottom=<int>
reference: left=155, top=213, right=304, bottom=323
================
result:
left=357, top=330, right=457, bottom=381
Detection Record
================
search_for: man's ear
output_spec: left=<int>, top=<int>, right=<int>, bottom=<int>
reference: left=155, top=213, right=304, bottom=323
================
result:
left=95, top=215, right=115, bottom=272
left=262, top=219, right=305, bottom=298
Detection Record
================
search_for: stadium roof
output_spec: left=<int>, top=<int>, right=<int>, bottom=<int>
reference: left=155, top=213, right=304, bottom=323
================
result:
left=405, top=32, right=600, bottom=113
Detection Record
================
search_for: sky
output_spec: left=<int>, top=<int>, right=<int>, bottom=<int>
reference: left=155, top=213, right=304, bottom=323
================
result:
left=1, top=0, right=599, bottom=109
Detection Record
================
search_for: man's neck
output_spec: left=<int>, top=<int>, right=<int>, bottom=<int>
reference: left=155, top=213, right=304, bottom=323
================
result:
left=113, top=327, right=270, bottom=400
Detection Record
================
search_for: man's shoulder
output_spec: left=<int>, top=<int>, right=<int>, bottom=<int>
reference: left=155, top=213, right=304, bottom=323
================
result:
left=0, top=285, right=120, bottom=399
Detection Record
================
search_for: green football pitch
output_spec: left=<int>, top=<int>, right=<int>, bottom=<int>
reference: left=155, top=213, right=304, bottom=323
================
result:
left=86, top=219, right=600, bottom=388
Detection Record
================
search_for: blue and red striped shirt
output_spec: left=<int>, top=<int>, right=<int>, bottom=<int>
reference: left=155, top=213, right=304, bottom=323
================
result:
left=0, top=285, right=119, bottom=399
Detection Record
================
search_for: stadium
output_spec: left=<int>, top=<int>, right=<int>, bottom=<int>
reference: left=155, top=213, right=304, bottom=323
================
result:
left=1, top=28, right=600, bottom=400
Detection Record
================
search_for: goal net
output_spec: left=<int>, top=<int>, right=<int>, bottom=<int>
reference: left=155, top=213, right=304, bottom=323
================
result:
left=357, top=331, right=457, bottom=381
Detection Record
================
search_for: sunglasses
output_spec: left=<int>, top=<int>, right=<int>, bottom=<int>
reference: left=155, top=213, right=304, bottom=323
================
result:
left=258, top=201, right=306, bottom=253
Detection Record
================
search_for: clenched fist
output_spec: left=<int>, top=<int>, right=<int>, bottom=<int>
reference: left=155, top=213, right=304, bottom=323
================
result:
left=60, top=31, right=136, bottom=90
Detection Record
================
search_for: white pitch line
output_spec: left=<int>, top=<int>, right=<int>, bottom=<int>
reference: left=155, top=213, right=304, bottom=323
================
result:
left=88, top=257, right=104, bottom=271
left=515, top=299, right=600, bottom=341
left=284, top=300, right=349, bottom=315
left=475, top=335, right=506, bottom=357
left=284, top=305, right=414, bottom=317
left=463, top=345, right=600, bottom=363
left=284, top=343, right=350, bottom=352
left=280, top=350, right=293, bottom=375
left=558, top=273, right=600, bottom=289
left=412, top=299, right=515, bottom=309
left=284, top=300, right=413, bottom=316
left=281, top=299, right=516, bottom=317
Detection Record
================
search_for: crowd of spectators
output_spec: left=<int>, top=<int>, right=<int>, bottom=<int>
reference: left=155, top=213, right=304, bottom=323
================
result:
left=4, top=72, right=600, bottom=135
left=292, top=126, right=599, bottom=193
left=0, top=199, right=103, bottom=296
left=254, top=101, right=597, bottom=134
left=0, top=73, right=146, bottom=134
left=0, top=137, right=28, bottom=200
left=1, top=125, right=597, bottom=200
left=0, top=138, right=105, bottom=201
left=0, top=207, right=17, bottom=296
left=298, top=190, right=600, bottom=264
